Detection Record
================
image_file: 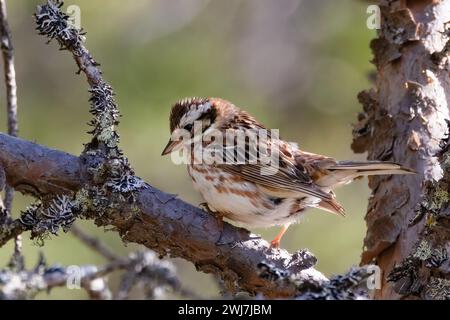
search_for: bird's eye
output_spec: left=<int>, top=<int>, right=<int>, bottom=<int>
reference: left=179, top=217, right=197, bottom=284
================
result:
left=184, top=124, right=193, bottom=131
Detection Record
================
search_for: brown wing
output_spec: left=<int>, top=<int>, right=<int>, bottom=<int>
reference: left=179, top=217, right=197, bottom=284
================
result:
left=217, top=139, right=334, bottom=201
left=294, top=150, right=338, bottom=181
left=220, top=164, right=332, bottom=200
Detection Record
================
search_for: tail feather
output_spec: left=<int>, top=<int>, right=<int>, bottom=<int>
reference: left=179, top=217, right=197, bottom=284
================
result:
left=318, top=199, right=346, bottom=217
left=315, top=160, right=415, bottom=188
left=329, top=161, right=415, bottom=176
left=315, top=161, right=414, bottom=215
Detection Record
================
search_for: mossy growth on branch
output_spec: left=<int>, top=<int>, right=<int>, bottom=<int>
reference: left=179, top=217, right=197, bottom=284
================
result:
left=23, top=0, right=145, bottom=243
left=18, top=197, right=75, bottom=245
left=388, top=122, right=450, bottom=299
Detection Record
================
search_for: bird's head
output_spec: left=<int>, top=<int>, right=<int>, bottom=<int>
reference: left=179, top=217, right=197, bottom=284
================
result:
left=161, top=97, right=219, bottom=156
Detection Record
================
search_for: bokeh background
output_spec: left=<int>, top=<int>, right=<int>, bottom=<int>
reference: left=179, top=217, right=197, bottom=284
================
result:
left=0, top=0, right=376, bottom=299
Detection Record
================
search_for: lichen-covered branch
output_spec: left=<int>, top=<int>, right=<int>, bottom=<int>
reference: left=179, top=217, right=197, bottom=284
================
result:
left=0, top=0, right=373, bottom=299
left=0, top=0, right=18, bottom=209
left=1, top=228, right=203, bottom=300
left=0, top=132, right=328, bottom=298
left=0, top=0, right=22, bottom=265
left=0, top=0, right=18, bottom=141
left=387, top=140, right=450, bottom=300
left=0, top=253, right=113, bottom=300
left=71, top=225, right=199, bottom=299
left=292, top=267, right=371, bottom=300
left=71, top=224, right=122, bottom=262
left=31, top=0, right=328, bottom=297
left=352, top=0, right=450, bottom=299
left=35, top=0, right=123, bottom=157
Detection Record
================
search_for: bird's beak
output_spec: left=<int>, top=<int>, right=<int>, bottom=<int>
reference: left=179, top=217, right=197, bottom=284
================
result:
left=161, top=139, right=182, bottom=156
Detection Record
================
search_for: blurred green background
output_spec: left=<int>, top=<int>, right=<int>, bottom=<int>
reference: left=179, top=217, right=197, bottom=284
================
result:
left=0, top=0, right=376, bottom=299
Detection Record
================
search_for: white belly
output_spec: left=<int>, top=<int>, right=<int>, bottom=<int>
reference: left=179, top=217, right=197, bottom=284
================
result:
left=187, top=165, right=315, bottom=228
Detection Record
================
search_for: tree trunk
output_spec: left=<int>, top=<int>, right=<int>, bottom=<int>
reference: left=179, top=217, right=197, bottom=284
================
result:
left=352, top=0, right=450, bottom=299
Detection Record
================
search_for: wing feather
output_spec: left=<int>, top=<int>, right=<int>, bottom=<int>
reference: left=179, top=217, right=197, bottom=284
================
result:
left=220, top=164, right=332, bottom=198
left=209, top=128, right=334, bottom=201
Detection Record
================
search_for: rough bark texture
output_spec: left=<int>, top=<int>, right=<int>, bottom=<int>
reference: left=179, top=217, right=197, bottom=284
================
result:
left=0, top=133, right=327, bottom=298
left=0, top=134, right=81, bottom=196
left=1, top=1, right=344, bottom=299
left=0, top=0, right=387, bottom=300
left=352, top=0, right=450, bottom=299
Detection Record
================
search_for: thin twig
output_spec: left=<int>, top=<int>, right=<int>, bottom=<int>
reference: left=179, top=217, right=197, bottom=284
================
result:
left=0, top=254, right=121, bottom=299
left=70, top=224, right=122, bottom=262
left=114, top=271, right=136, bottom=300
left=0, top=0, right=21, bottom=261
left=0, top=0, right=18, bottom=208
left=0, top=166, right=6, bottom=210
left=71, top=225, right=202, bottom=299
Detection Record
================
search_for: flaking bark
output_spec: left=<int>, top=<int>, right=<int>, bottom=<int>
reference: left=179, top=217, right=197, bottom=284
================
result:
left=352, top=0, right=450, bottom=299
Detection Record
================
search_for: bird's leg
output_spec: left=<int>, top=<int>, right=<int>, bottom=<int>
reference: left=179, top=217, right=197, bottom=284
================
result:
left=199, top=202, right=212, bottom=212
left=270, top=224, right=290, bottom=248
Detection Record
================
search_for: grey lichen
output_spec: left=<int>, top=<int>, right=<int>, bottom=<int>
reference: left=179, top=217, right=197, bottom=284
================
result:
left=257, top=249, right=317, bottom=284
left=388, top=257, right=422, bottom=295
left=257, top=262, right=289, bottom=282
left=428, top=185, right=449, bottom=211
left=35, top=1, right=122, bottom=158
left=30, top=0, right=145, bottom=238
left=86, top=82, right=120, bottom=153
left=414, top=185, right=450, bottom=223
left=0, top=254, right=48, bottom=299
left=425, top=247, right=448, bottom=268
left=418, top=243, right=448, bottom=269
left=18, top=196, right=76, bottom=244
left=257, top=261, right=369, bottom=300
left=295, top=267, right=370, bottom=300
left=72, top=188, right=91, bottom=213
left=0, top=252, right=108, bottom=300
left=390, top=123, right=450, bottom=299
left=389, top=242, right=448, bottom=297
left=413, top=240, right=433, bottom=261
left=35, top=0, right=85, bottom=55
left=117, top=250, right=183, bottom=299
left=106, top=173, right=145, bottom=194
left=424, top=278, right=450, bottom=300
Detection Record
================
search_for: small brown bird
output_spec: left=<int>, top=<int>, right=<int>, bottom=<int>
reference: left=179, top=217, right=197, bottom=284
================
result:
left=162, top=97, right=414, bottom=247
